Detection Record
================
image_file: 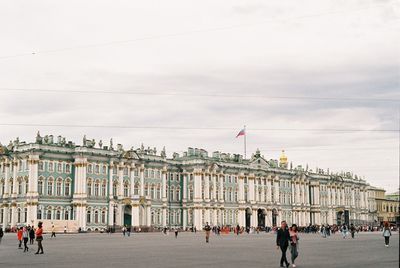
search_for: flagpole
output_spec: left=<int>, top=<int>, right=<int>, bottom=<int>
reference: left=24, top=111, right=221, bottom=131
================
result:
left=244, top=125, right=247, bottom=159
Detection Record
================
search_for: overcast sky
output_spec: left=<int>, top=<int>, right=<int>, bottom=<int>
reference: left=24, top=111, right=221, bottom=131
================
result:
left=0, top=0, right=399, bottom=192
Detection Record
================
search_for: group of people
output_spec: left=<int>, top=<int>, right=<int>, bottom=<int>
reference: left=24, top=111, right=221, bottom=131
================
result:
left=13, top=222, right=44, bottom=254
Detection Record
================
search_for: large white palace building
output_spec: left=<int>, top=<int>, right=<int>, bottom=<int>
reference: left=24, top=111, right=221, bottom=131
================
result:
left=0, top=133, right=379, bottom=232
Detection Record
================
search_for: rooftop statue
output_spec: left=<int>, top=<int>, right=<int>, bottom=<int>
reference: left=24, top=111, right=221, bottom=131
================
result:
left=110, top=138, right=113, bottom=150
left=161, top=146, right=166, bottom=158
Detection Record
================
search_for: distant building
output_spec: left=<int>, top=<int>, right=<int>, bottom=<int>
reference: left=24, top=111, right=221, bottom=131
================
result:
left=373, top=188, right=400, bottom=226
left=0, top=133, right=381, bottom=232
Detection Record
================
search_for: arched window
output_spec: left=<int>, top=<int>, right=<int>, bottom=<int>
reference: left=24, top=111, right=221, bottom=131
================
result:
left=176, top=187, right=180, bottom=201
left=56, top=180, right=62, bottom=196
left=113, top=183, right=117, bottom=197
left=56, top=210, right=61, bottom=220
left=124, top=183, right=129, bottom=197
left=17, top=208, right=21, bottom=223
left=87, top=210, right=91, bottom=223
left=170, top=186, right=174, bottom=201
left=101, top=211, right=106, bottom=223
left=102, top=182, right=106, bottom=196
left=134, top=183, right=139, bottom=195
left=24, top=208, right=27, bottom=222
left=189, top=187, right=193, bottom=200
left=65, top=210, right=69, bottom=220
left=57, top=163, right=62, bottom=173
left=37, top=208, right=42, bottom=220
left=150, top=185, right=155, bottom=199
left=18, top=181, right=22, bottom=195
left=47, top=180, right=53, bottom=196
left=87, top=181, right=92, bottom=196
left=65, top=180, right=70, bottom=196
left=94, top=211, right=99, bottom=223
left=156, top=186, right=161, bottom=200
left=65, top=164, right=71, bottom=173
left=25, top=180, right=29, bottom=194
left=94, top=181, right=100, bottom=196
left=38, top=180, right=43, bottom=195
left=47, top=209, right=52, bottom=220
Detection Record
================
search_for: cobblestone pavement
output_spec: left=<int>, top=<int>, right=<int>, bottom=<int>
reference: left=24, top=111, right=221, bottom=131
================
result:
left=0, top=231, right=398, bottom=268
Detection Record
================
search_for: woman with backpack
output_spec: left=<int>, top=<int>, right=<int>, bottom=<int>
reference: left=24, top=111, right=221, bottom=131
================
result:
left=382, top=222, right=392, bottom=247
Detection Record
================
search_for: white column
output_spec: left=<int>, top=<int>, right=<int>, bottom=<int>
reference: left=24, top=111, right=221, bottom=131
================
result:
left=162, top=168, right=167, bottom=201
left=249, top=176, right=255, bottom=202
left=219, top=174, right=224, bottom=201
left=27, top=155, right=39, bottom=225
left=182, top=209, right=187, bottom=229
left=194, top=171, right=202, bottom=201
left=118, top=164, right=124, bottom=198
left=238, top=175, right=244, bottom=202
left=204, top=174, right=210, bottom=201
left=146, top=205, right=151, bottom=227
left=182, top=174, right=187, bottom=201
left=132, top=205, right=139, bottom=227
left=130, top=166, right=135, bottom=197
left=212, top=175, right=217, bottom=201
left=2, top=206, right=9, bottom=229
left=162, top=207, right=167, bottom=227
left=108, top=164, right=114, bottom=197
left=140, top=165, right=145, bottom=196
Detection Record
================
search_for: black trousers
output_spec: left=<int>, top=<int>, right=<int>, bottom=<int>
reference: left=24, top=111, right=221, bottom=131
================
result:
left=51, top=232, right=56, bottom=238
left=18, top=240, right=22, bottom=248
left=280, top=244, right=289, bottom=266
left=384, top=236, right=390, bottom=245
left=29, top=238, right=34, bottom=244
left=36, top=240, right=44, bottom=253
left=23, top=238, right=29, bottom=251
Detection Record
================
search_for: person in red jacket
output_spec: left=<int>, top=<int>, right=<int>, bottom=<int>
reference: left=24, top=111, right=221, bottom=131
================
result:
left=17, top=227, right=23, bottom=249
left=35, top=222, right=44, bottom=254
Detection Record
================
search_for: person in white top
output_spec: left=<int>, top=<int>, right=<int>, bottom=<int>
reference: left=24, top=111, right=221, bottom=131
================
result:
left=382, top=222, right=392, bottom=247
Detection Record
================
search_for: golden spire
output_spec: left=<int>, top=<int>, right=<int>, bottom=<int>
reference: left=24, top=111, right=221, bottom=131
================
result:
left=279, top=150, right=288, bottom=166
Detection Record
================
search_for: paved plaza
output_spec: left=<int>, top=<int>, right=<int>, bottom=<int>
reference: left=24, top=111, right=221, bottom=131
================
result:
left=0, top=231, right=398, bottom=268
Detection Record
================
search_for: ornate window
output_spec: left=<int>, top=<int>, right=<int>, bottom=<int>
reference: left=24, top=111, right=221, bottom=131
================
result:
left=87, top=180, right=92, bottom=196
left=102, top=182, right=106, bottom=196
left=38, top=180, right=43, bottom=195
left=65, top=164, right=71, bottom=173
left=65, top=180, right=70, bottom=196
left=57, top=163, right=62, bottom=173
left=65, top=210, right=69, bottom=220
left=94, top=181, right=100, bottom=196
left=124, top=183, right=129, bottom=197
left=56, top=210, right=61, bottom=220
left=94, top=211, right=99, bottom=223
left=101, top=210, right=106, bottom=223
left=48, top=162, right=54, bottom=172
left=56, top=180, right=62, bottom=196
left=37, top=208, right=42, bottom=220
left=87, top=164, right=93, bottom=174
left=47, top=180, right=53, bottom=196
left=38, top=161, right=44, bottom=171
left=47, top=209, right=52, bottom=220
left=87, top=210, right=91, bottom=223
left=95, top=165, right=100, bottom=174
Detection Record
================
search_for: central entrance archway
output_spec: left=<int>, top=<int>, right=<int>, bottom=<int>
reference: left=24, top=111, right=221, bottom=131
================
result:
left=124, top=205, right=132, bottom=227
left=257, top=209, right=265, bottom=228
left=245, top=208, right=251, bottom=228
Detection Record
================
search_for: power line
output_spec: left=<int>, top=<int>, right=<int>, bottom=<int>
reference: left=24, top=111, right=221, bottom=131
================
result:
left=0, top=123, right=397, bottom=132
left=0, top=88, right=399, bottom=103
left=0, top=1, right=394, bottom=60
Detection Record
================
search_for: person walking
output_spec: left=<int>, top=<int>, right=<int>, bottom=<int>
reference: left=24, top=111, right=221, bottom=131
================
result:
left=126, top=226, right=131, bottom=237
left=51, top=225, right=56, bottom=238
left=22, top=227, right=29, bottom=252
left=0, top=227, right=3, bottom=241
left=289, top=224, right=299, bottom=268
left=174, top=228, right=178, bottom=238
left=276, top=221, right=290, bottom=268
left=341, top=224, right=347, bottom=239
left=204, top=222, right=211, bottom=243
left=35, top=222, right=44, bottom=254
left=29, top=227, right=35, bottom=244
left=350, top=224, right=356, bottom=239
left=236, top=225, right=240, bottom=236
left=17, top=227, right=23, bottom=249
left=383, top=222, right=392, bottom=247
left=64, top=226, right=67, bottom=234
left=0, top=227, right=3, bottom=244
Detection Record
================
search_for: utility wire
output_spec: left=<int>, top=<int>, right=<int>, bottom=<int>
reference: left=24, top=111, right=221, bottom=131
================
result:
left=0, top=123, right=397, bottom=132
left=0, top=1, right=394, bottom=60
left=0, top=88, right=399, bottom=102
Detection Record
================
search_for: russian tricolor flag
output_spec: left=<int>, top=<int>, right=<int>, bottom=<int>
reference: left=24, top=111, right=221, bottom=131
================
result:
left=236, top=128, right=245, bottom=138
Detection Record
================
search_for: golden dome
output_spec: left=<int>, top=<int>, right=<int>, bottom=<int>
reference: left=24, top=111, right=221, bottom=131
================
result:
left=279, top=150, right=288, bottom=164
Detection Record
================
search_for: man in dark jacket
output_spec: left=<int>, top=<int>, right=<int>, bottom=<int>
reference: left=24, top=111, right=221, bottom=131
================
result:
left=276, top=221, right=290, bottom=268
